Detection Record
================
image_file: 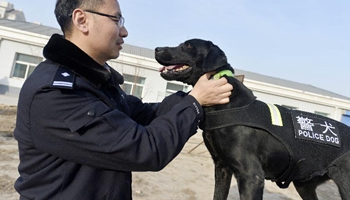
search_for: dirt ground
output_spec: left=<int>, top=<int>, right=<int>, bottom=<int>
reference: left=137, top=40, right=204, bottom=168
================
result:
left=0, top=104, right=342, bottom=200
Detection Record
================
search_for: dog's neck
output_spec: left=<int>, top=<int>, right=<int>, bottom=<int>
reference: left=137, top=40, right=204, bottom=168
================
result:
left=211, top=70, right=234, bottom=80
left=203, top=74, right=256, bottom=112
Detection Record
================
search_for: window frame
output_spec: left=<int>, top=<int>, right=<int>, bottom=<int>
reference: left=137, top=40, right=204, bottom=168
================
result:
left=314, top=111, right=329, bottom=117
left=165, top=82, right=190, bottom=96
left=122, top=74, right=146, bottom=99
left=11, top=53, right=43, bottom=80
left=281, top=105, right=297, bottom=110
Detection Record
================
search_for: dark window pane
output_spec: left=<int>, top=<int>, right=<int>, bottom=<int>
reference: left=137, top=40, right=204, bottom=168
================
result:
left=12, top=63, right=27, bottom=78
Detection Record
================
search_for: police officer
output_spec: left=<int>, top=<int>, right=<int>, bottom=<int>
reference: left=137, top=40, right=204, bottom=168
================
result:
left=14, top=0, right=233, bottom=199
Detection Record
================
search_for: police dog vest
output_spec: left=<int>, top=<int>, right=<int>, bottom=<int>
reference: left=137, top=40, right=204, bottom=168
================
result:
left=201, top=100, right=350, bottom=187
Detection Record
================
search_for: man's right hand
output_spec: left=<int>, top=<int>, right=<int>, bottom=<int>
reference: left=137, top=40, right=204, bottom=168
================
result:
left=189, top=72, right=233, bottom=106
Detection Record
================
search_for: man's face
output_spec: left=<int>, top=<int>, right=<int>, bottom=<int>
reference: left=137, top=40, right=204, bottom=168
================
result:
left=86, top=0, right=128, bottom=64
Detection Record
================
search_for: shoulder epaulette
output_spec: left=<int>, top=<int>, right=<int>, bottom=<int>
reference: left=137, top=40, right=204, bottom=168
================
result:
left=51, top=66, right=75, bottom=89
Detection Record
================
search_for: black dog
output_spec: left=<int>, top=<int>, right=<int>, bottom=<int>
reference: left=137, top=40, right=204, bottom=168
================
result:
left=155, top=39, right=350, bottom=200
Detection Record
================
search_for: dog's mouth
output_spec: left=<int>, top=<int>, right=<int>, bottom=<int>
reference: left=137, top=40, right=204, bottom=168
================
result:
left=158, top=64, right=192, bottom=74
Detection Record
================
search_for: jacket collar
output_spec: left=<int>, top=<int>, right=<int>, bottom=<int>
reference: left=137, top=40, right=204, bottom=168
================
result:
left=43, top=34, right=124, bottom=88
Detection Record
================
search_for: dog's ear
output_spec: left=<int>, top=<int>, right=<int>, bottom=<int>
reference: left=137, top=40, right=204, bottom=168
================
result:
left=202, top=45, right=228, bottom=71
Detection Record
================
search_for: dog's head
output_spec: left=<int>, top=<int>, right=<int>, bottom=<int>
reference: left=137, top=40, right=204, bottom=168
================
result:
left=155, top=39, right=234, bottom=86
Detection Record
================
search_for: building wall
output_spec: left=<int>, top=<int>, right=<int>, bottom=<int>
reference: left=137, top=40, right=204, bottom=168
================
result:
left=108, top=54, right=168, bottom=102
left=0, top=39, right=44, bottom=92
left=254, top=90, right=345, bottom=121
left=1, top=24, right=350, bottom=124
left=0, top=24, right=48, bottom=95
left=245, top=80, right=350, bottom=122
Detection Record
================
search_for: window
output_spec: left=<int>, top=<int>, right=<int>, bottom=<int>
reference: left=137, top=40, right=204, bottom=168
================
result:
left=166, top=82, right=189, bottom=96
left=281, top=105, right=297, bottom=110
left=314, top=111, right=329, bottom=117
left=341, top=111, right=350, bottom=126
left=11, top=53, right=42, bottom=79
left=122, top=74, right=146, bottom=99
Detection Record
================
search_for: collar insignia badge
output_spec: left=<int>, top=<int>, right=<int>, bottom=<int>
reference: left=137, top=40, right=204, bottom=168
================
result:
left=61, top=72, right=70, bottom=77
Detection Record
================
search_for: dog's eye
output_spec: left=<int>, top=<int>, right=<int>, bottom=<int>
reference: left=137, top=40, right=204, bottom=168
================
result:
left=186, top=43, right=193, bottom=49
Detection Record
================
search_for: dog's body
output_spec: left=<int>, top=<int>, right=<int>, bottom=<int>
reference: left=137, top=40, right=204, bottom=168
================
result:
left=155, top=39, right=350, bottom=200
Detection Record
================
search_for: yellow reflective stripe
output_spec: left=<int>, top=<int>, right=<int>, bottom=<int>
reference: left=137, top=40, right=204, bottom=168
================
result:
left=266, top=103, right=283, bottom=126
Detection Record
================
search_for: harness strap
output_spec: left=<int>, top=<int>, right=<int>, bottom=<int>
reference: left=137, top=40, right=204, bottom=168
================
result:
left=199, top=102, right=257, bottom=131
left=276, top=159, right=305, bottom=188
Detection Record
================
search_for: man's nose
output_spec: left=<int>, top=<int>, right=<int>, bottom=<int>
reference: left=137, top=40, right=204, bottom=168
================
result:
left=120, top=26, right=128, bottom=38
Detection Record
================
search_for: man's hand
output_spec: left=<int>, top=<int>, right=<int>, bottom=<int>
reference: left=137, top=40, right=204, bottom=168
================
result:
left=189, top=72, right=233, bottom=106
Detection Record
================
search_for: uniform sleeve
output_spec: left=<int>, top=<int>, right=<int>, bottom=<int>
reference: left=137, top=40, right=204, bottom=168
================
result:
left=124, top=91, right=189, bottom=126
left=30, top=87, right=203, bottom=171
left=122, top=94, right=159, bottom=126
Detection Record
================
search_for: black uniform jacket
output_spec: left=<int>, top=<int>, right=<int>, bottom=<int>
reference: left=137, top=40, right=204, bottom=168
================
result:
left=14, top=34, right=203, bottom=200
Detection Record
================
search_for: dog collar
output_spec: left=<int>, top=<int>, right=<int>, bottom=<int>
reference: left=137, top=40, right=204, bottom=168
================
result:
left=212, top=70, right=234, bottom=80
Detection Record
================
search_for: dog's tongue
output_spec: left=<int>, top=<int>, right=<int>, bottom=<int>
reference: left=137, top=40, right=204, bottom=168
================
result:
left=158, top=65, right=182, bottom=72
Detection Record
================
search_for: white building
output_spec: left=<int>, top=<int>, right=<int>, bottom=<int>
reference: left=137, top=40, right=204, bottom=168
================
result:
left=0, top=12, right=350, bottom=125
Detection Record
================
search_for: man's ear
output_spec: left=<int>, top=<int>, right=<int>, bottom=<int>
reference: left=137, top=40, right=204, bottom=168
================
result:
left=202, top=45, right=228, bottom=72
left=71, top=9, right=89, bottom=33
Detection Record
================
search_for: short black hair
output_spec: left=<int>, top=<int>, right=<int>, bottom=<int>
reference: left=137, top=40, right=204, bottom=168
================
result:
left=54, top=0, right=105, bottom=35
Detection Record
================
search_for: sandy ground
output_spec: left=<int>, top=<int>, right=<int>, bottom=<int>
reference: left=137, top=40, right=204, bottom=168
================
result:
left=0, top=104, right=342, bottom=200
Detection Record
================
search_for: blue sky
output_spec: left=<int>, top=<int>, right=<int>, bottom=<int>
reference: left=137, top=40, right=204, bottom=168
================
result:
left=8, top=0, right=350, bottom=98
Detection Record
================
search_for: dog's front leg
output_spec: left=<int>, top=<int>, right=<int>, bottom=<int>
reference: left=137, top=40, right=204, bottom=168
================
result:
left=236, top=176, right=264, bottom=200
left=213, top=162, right=233, bottom=200
left=235, top=167, right=265, bottom=200
left=235, top=159, right=265, bottom=200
